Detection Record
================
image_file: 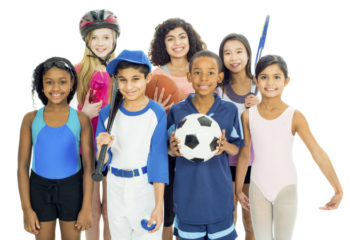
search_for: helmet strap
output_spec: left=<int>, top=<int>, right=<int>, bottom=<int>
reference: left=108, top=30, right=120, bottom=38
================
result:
left=85, top=41, right=117, bottom=67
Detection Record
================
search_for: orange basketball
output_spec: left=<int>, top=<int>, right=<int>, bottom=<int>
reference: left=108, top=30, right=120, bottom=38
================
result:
left=146, top=74, right=180, bottom=106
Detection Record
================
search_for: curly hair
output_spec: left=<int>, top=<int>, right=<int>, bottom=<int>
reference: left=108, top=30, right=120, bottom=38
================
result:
left=32, top=57, right=78, bottom=105
left=148, top=18, right=206, bottom=66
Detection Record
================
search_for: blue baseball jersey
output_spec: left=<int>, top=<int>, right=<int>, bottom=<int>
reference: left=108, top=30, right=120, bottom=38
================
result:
left=31, top=107, right=81, bottom=179
left=168, top=94, right=244, bottom=224
left=96, top=99, right=169, bottom=184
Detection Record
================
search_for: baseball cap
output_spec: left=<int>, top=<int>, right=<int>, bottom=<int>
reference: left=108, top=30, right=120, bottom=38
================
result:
left=106, top=49, right=152, bottom=76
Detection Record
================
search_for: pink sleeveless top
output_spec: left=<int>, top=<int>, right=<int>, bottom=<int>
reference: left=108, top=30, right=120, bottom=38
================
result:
left=152, top=67, right=194, bottom=100
left=249, top=105, right=297, bottom=202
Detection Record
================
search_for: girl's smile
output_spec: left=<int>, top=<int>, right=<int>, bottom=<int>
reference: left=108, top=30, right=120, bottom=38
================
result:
left=89, top=28, right=115, bottom=60
left=43, top=67, right=73, bottom=105
left=165, top=27, right=190, bottom=59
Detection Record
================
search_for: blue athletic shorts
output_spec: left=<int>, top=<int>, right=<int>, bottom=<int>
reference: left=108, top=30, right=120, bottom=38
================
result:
left=174, top=213, right=237, bottom=240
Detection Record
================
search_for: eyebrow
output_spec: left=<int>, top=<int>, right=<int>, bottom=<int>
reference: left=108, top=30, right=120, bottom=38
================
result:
left=224, top=47, right=243, bottom=51
left=118, top=74, right=142, bottom=78
left=193, top=67, right=217, bottom=70
left=165, top=32, right=187, bottom=38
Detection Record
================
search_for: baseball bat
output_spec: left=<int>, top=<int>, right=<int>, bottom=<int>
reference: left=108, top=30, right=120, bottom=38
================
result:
left=92, top=77, right=121, bottom=181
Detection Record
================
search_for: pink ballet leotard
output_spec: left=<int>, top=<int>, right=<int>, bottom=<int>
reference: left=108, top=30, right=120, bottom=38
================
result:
left=249, top=105, right=297, bottom=202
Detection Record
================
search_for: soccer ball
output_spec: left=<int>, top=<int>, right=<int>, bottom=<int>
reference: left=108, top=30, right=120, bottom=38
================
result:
left=175, top=113, right=222, bottom=162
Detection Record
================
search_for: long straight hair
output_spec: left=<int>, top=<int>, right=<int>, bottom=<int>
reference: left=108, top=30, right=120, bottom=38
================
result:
left=76, top=30, right=116, bottom=106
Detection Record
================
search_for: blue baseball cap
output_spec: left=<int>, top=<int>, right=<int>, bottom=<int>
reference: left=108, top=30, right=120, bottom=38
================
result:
left=106, top=49, right=152, bottom=76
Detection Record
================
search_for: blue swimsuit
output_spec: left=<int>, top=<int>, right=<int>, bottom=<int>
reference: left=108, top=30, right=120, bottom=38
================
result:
left=31, top=107, right=81, bottom=179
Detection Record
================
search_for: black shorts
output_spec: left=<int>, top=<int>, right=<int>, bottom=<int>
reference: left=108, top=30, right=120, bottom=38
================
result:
left=164, top=155, right=176, bottom=227
left=230, top=166, right=251, bottom=184
left=30, top=170, right=83, bottom=222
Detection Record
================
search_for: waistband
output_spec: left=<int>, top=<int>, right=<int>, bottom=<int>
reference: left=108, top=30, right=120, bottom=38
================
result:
left=110, top=166, right=147, bottom=178
left=30, top=170, right=82, bottom=205
left=30, top=169, right=82, bottom=184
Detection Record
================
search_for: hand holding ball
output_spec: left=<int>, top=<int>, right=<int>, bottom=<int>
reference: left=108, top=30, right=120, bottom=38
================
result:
left=175, top=113, right=222, bottom=162
left=141, top=218, right=156, bottom=231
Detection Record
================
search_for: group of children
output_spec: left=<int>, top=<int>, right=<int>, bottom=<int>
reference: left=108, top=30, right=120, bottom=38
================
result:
left=17, top=9, right=343, bottom=240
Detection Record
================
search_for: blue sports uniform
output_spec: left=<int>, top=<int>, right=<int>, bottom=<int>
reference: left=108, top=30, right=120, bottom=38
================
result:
left=168, top=94, right=244, bottom=240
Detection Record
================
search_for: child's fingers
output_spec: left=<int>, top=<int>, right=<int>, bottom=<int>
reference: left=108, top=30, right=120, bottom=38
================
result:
left=75, top=222, right=82, bottom=231
left=150, top=221, right=161, bottom=233
left=215, top=144, right=224, bottom=155
left=25, top=223, right=39, bottom=235
left=221, top=129, right=226, bottom=136
left=162, top=93, right=172, bottom=106
left=35, top=217, right=40, bottom=231
left=154, top=86, right=158, bottom=101
left=320, top=200, right=339, bottom=210
left=24, top=212, right=40, bottom=235
left=215, top=130, right=226, bottom=155
left=158, top=87, right=165, bottom=102
left=164, top=102, right=174, bottom=111
left=96, top=133, right=114, bottom=146
left=170, top=132, right=183, bottom=156
left=220, top=129, right=226, bottom=143
left=147, top=214, right=162, bottom=233
left=319, top=194, right=342, bottom=210
left=238, top=192, right=250, bottom=211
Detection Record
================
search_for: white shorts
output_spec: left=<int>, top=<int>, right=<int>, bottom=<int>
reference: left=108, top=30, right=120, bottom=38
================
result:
left=107, top=171, right=163, bottom=240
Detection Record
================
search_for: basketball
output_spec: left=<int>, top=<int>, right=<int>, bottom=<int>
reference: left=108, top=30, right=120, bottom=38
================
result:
left=146, top=74, right=180, bottom=107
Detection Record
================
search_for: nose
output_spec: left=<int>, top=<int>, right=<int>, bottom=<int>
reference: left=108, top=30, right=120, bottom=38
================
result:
left=95, top=37, right=104, bottom=45
left=230, top=54, right=237, bottom=61
left=53, top=82, right=61, bottom=91
left=200, top=73, right=208, bottom=82
left=175, top=37, right=181, bottom=45
left=266, top=77, right=274, bottom=85
left=126, top=81, right=133, bottom=90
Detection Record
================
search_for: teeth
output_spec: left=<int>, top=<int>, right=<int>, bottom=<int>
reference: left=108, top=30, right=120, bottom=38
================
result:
left=199, top=85, right=209, bottom=89
left=173, top=47, right=183, bottom=52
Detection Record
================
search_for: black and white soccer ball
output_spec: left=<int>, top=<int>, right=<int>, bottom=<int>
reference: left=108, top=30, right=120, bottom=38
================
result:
left=175, top=113, right=222, bottom=162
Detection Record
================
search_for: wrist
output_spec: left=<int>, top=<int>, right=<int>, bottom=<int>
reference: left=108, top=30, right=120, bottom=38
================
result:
left=22, top=206, right=33, bottom=212
left=335, top=188, right=343, bottom=196
left=80, top=204, right=92, bottom=212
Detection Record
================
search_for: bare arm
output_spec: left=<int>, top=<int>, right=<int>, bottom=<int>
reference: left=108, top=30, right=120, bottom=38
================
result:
left=17, top=112, right=40, bottom=235
left=148, top=182, right=165, bottom=233
left=75, top=112, right=94, bottom=230
left=294, top=110, right=343, bottom=210
left=235, top=110, right=251, bottom=211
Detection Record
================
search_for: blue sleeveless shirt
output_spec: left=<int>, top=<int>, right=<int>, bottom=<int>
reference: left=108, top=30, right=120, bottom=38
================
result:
left=31, top=107, right=81, bottom=179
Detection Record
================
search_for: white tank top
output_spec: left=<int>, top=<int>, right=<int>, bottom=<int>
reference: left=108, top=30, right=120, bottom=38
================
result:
left=249, top=105, right=297, bottom=202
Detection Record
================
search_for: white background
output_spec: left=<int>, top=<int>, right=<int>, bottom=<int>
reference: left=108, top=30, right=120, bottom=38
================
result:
left=1, top=0, right=348, bottom=239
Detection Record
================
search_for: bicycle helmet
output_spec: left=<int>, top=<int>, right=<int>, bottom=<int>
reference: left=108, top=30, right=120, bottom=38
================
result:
left=79, top=9, right=120, bottom=66
left=79, top=9, right=120, bottom=40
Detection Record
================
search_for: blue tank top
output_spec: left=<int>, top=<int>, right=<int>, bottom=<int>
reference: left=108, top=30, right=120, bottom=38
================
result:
left=31, top=107, right=81, bottom=179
